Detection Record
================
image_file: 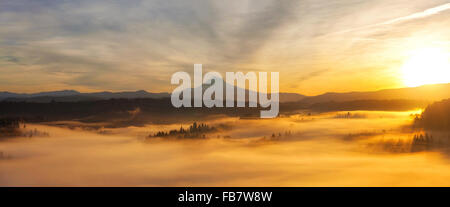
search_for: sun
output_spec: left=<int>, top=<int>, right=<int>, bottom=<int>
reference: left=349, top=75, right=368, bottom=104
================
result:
left=401, top=47, right=450, bottom=87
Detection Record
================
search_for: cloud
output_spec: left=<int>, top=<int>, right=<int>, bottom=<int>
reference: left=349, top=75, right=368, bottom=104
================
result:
left=1, top=0, right=449, bottom=94
left=0, top=56, right=19, bottom=63
left=297, top=69, right=331, bottom=82
left=381, top=3, right=450, bottom=25
left=3, top=112, right=450, bottom=186
left=0, top=0, right=303, bottom=92
left=333, top=3, right=450, bottom=35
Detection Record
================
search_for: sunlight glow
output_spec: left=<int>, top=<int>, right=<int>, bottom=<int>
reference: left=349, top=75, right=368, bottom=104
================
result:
left=401, top=47, right=450, bottom=87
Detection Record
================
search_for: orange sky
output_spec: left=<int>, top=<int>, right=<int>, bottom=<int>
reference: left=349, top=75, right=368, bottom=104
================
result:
left=0, top=0, right=449, bottom=95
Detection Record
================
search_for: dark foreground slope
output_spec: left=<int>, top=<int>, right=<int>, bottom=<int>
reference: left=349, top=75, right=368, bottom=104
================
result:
left=415, top=99, right=450, bottom=131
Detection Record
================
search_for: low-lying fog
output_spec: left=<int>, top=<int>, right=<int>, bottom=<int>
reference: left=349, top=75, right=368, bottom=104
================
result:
left=2, top=110, right=450, bottom=186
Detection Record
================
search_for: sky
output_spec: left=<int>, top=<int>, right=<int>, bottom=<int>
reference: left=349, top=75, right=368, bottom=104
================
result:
left=1, top=0, right=450, bottom=95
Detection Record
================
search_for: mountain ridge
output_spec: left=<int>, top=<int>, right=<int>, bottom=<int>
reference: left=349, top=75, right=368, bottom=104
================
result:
left=0, top=83, right=449, bottom=103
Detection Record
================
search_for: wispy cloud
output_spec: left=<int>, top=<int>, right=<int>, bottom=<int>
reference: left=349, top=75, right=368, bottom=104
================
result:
left=0, top=0, right=302, bottom=92
left=334, top=3, right=450, bottom=35
left=381, top=3, right=450, bottom=25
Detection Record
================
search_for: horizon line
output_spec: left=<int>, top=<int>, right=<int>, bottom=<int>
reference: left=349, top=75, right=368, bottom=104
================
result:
left=1, top=82, right=449, bottom=97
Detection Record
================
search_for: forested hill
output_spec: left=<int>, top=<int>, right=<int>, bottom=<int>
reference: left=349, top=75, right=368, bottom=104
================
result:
left=415, top=99, right=450, bottom=131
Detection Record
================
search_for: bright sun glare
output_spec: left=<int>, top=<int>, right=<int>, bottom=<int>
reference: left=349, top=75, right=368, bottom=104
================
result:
left=401, top=47, right=450, bottom=87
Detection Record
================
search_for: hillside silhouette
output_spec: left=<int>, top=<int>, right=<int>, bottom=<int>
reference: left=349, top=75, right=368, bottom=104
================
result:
left=414, top=98, right=450, bottom=131
left=0, top=83, right=448, bottom=126
left=2, top=83, right=448, bottom=104
left=299, top=83, right=450, bottom=104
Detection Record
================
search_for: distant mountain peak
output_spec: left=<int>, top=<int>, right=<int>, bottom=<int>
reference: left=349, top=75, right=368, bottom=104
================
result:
left=0, top=89, right=169, bottom=102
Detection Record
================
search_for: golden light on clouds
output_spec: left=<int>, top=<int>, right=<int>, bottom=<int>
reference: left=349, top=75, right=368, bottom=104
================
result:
left=1, top=1, right=450, bottom=94
left=401, top=47, right=450, bottom=87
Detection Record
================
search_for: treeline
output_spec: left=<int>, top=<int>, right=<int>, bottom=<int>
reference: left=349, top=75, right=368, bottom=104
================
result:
left=0, top=117, right=49, bottom=138
left=0, top=98, right=264, bottom=124
left=414, top=98, right=450, bottom=131
left=149, top=122, right=217, bottom=138
left=0, top=98, right=430, bottom=125
left=0, top=117, right=23, bottom=137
